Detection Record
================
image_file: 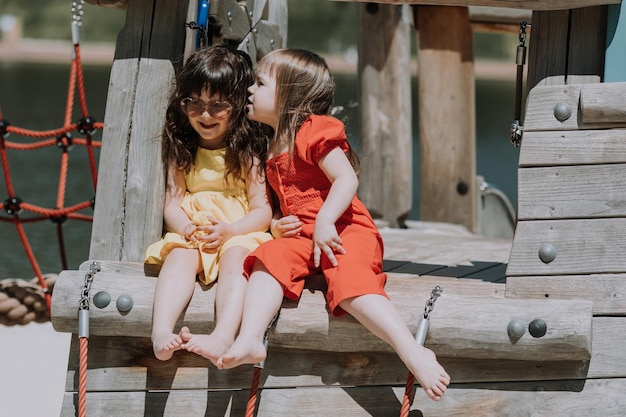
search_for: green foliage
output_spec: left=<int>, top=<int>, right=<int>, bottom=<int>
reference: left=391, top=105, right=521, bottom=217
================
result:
left=0, top=0, right=124, bottom=42
left=287, top=0, right=357, bottom=53
left=0, top=0, right=514, bottom=60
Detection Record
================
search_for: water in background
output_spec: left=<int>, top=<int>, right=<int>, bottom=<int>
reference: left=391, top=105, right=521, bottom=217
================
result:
left=0, top=63, right=519, bottom=279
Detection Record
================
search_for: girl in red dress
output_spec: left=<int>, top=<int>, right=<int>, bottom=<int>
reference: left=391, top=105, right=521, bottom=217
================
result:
left=215, top=48, right=450, bottom=401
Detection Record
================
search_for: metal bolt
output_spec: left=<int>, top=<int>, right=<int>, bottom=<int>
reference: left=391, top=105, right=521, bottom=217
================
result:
left=529, top=319, right=547, bottom=338
left=554, top=102, right=571, bottom=122
left=538, top=243, right=557, bottom=263
left=92, top=291, right=111, bottom=309
left=507, top=319, right=526, bottom=339
left=116, top=294, right=134, bottom=313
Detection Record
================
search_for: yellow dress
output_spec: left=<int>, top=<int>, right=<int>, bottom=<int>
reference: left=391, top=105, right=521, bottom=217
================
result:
left=144, top=147, right=272, bottom=284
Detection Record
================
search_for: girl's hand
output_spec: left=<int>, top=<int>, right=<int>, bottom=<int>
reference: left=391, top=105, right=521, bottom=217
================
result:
left=195, top=216, right=232, bottom=250
left=312, top=221, right=345, bottom=268
left=270, top=215, right=302, bottom=238
left=183, top=223, right=198, bottom=242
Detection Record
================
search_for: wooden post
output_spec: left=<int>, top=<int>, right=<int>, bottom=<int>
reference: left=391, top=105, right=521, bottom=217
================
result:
left=526, top=6, right=606, bottom=89
left=415, top=5, right=477, bottom=232
left=357, top=3, right=412, bottom=227
left=89, top=0, right=189, bottom=262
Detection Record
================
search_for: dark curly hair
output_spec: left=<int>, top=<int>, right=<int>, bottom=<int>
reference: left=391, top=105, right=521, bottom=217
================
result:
left=163, top=45, right=272, bottom=182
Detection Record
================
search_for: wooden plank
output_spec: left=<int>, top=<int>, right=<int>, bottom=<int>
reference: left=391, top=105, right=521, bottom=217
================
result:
left=334, top=0, right=621, bottom=11
left=518, top=129, right=626, bottom=167
left=566, top=5, right=607, bottom=84
left=89, top=0, right=187, bottom=262
left=506, top=275, right=626, bottom=315
left=51, top=268, right=593, bottom=361
left=62, top=378, right=626, bottom=417
left=416, top=5, right=477, bottom=232
left=507, top=218, right=626, bottom=276
left=115, top=0, right=188, bottom=62
left=59, top=316, right=626, bottom=393
left=62, top=335, right=590, bottom=393
left=254, top=379, right=626, bottom=417
left=88, top=60, right=134, bottom=261
left=523, top=84, right=581, bottom=131
left=526, top=10, right=569, bottom=89
left=89, top=59, right=170, bottom=262
left=211, top=0, right=251, bottom=42
left=523, top=84, right=626, bottom=131
left=356, top=3, right=413, bottom=227
left=517, top=164, right=626, bottom=220
left=580, top=82, right=626, bottom=123
left=468, top=6, right=532, bottom=25
left=61, top=390, right=250, bottom=417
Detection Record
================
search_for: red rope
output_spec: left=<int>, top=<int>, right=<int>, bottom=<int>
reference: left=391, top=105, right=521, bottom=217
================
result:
left=246, top=367, right=262, bottom=417
left=0, top=41, right=100, bottom=314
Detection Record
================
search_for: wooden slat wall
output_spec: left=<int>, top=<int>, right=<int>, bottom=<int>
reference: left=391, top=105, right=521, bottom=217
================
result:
left=509, top=82, right=626, bottom=282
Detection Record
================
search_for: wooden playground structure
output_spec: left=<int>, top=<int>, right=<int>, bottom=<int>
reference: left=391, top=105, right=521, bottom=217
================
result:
left=50, top=0, right=626, bottom=415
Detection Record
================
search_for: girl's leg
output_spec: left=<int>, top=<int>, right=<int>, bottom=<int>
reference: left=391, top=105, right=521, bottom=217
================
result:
left=181, top=246, right=249, bottom=365
left=151, top=247, right=200, bottom=361
left=217, top=259, right=284, bottom=369
left=339, top=294, right=450, bottom=401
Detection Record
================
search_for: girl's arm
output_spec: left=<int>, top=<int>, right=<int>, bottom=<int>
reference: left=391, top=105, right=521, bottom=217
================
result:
left=230, top=156, right=273, bottom=235
left=163, top=163, right=196, bottom=240
left=314, top=147, right=359, bottom=267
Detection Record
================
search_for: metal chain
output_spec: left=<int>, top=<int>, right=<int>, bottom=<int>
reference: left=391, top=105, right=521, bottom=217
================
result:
left=78, top=261, right=101, bottom=311
left=422, top=286, right=442, bottom=320
left=72, top=0, right=86, bottom=27
left=510, top=20, right=531, bottom=147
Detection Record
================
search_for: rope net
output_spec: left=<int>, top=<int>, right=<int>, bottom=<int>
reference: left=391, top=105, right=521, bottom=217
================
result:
left=0, top=41, right=102, bottom=325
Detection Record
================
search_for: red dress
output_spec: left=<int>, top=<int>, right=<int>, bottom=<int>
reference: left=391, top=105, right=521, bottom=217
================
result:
left=244, top=115, right=388, bottom=316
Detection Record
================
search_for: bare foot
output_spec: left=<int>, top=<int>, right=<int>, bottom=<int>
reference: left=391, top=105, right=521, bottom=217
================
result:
left=216, top=337, right=267, bottom=369
left=179, top=326, right=232, bottom=366
left=152, top=332, right=184, bottom=361
left=408, top=346, right=450, bottom=401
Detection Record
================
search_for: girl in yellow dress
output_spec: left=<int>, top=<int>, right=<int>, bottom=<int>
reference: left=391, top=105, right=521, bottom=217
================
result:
left=145, top=45, right=273, bottom=362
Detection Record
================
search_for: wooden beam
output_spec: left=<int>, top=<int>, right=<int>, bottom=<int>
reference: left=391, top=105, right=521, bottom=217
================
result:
left=60, top=378, right=626, bottom=417
left=51, top=262, right=592, bottom=362
left=333, top=0, right=620, bottom=11
left=89, top=0, right=189, bottom=262
left=416, top=5, right=477, bottom=232
left=356, top=3, right=413, bottom=227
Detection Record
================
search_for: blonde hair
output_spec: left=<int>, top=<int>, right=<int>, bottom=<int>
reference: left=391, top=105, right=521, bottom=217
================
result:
left=257, top=49, right=359, bottom=170
left=257, top=49, right=334, bottom=155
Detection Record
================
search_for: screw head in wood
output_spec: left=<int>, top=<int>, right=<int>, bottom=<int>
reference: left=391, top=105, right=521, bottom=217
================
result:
left=92, top=291, right=111, bottom=309
left=554, top=102, right=571, bottom=122
left=529, top=319, right=547, bottom=338
left=116, top=294, right=133, bottom=313
left=538, top=243, right=557, bottom=263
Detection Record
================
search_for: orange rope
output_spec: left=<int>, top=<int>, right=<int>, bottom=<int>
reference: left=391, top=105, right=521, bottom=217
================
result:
left=78, top=336, right=88, bottom=417
left=400, top=373, right=416, bottom=417
left=246, top=367, right=262, bottom=417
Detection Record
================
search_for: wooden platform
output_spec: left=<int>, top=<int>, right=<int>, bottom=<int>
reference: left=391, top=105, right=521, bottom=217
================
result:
left=52, top=220, right=610, bottom=417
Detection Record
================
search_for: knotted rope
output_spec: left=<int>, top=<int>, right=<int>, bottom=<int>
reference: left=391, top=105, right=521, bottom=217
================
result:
left=0, top=275, right=56, bottom=325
